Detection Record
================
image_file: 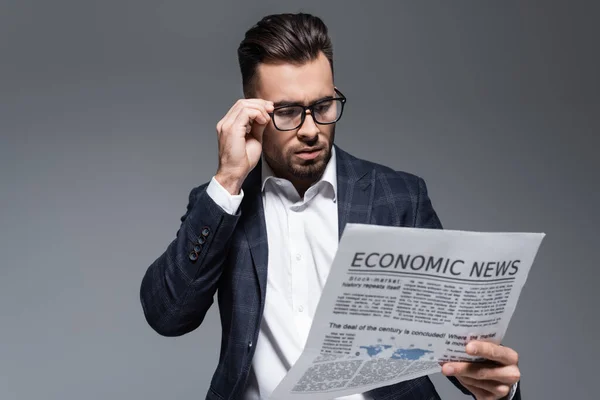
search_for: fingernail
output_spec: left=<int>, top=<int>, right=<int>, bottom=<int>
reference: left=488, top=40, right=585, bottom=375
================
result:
left=445, top=366, right=455, bottom=375
left=467, top=343, right=477, bottom=354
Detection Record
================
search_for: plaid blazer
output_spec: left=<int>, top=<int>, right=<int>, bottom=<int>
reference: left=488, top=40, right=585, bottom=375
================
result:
left=140, top=146, right=520, bottom=400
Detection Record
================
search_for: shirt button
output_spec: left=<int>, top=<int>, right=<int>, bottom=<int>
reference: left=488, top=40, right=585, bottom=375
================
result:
left=298, top=306, right=304, bottom=312
left=296, top=253, right=302, bottom=261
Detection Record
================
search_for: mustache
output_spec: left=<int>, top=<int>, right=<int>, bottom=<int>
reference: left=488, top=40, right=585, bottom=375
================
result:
left=289, top=142, right=328, bottom=154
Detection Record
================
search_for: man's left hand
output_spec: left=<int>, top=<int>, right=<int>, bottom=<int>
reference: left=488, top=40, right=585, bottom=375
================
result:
left=442, top=341, right=520, bottom=400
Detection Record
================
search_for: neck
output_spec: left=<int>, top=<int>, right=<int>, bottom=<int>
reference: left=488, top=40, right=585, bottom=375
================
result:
left=290, top=177, right=318, bottom=198
left=266, top=162, right=322, bottom=198
left=282, top=169, right=321, bottom=198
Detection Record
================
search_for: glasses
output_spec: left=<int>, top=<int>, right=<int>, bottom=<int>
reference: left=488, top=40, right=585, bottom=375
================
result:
left=269, top=88, right=347, bottom=131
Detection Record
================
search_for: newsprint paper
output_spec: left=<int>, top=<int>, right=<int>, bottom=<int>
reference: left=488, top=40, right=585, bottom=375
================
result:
left=270, top=223, right=545, bottom=400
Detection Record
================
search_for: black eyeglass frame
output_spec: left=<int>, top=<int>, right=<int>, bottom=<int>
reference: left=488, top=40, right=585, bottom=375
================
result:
left=268, top=88, right=347, bottom=131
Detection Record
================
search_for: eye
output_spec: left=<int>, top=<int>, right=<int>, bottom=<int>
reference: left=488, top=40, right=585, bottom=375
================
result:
left=314, top=101, right=333, bottom=114
left=275, top=107, right=301, bottom=117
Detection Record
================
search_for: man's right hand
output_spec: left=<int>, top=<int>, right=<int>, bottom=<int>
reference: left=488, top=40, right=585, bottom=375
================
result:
left=214, top=99, right=274, bottom=195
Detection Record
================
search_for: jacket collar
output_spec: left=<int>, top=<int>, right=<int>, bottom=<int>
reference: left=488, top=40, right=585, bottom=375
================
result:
left=334, top=144, right=375, bottom=238
left=259, top=146, right=338, bottom=202
left=240, top=144, right=375, bottom=308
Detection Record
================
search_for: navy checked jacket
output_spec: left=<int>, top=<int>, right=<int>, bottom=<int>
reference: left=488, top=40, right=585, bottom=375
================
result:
left=140, top=146, right=520, bottom=400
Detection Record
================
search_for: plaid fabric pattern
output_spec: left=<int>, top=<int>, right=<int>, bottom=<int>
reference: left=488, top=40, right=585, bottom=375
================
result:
left=140, top=145, right=502, bottom=399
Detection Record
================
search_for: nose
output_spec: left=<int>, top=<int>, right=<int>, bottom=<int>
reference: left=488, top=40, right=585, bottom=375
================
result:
left=297, top=111, right=319, bottom=141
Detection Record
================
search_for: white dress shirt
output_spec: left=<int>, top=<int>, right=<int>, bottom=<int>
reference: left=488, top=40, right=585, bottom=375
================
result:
left=207, top=147, right=369, bottom=400
left=205, top=147, right=517, bottom=400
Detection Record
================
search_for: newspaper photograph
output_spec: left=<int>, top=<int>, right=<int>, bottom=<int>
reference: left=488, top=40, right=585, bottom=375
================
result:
left=269, top=223, right=545, bottom=400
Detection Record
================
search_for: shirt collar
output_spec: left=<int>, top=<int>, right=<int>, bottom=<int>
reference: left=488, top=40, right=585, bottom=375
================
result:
left=261, top=146, right=337, bottom=200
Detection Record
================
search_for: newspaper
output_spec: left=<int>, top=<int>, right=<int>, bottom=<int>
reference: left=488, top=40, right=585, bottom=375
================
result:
left=270, top=223, right=545, bottom=400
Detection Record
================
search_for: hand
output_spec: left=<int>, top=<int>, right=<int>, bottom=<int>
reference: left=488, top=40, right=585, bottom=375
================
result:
left=442, top=341, right=520, bottom=400
left=215, top=99, right=274, bottom=194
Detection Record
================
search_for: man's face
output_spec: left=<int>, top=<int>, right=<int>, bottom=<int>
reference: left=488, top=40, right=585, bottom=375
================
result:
left=254, top=52, right=336, bottom=184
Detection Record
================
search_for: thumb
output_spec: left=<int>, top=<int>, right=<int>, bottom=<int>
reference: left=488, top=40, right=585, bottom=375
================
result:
left=249, top=118, right=268, bottom=144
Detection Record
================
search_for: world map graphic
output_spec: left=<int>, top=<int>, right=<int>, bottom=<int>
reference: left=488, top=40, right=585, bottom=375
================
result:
left=358, top=339, right=434, bottom=361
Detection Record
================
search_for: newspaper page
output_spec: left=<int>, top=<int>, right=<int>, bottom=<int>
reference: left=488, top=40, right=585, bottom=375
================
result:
left=270, top=223, right=545, bottom=400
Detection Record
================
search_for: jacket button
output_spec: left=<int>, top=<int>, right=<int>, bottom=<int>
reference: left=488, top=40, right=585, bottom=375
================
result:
left=248, top=341, right=253, bottom=349
left=189, top=251, right=199, bottom=262
left=193, top=244, right=202, bottom=252
left=201, top=227, right=210, bottom=237
left=198, top=236, right=206, bottom=245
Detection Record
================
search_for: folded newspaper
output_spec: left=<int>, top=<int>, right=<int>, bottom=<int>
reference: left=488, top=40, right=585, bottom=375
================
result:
left=270, top=223, right=545, bottom=399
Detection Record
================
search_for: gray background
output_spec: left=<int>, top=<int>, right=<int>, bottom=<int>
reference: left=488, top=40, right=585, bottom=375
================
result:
left=1, top=1, right=598, bottom=399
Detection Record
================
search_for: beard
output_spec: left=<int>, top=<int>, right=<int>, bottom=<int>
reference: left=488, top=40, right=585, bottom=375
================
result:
left=287, top=148, right=331, bottom=180
left=263, top=128, right=335, bottom=183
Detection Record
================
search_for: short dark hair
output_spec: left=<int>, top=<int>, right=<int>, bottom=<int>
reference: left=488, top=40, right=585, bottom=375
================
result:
left=237, top=13, right=334, bottom=97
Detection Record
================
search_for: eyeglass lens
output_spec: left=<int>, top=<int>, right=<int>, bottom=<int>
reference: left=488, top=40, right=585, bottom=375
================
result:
left=273, top=99, right=343, bottom=130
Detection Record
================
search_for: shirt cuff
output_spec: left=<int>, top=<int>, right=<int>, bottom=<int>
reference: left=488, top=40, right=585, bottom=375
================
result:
left=206, top=176, right=244, bottom=215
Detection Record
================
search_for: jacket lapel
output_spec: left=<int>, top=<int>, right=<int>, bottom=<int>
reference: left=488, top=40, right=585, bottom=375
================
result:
left=335, top=145, right=376, bottom=239
left=240, top=164, right=269, bottom=306
left=240, top=146, right=376, bottom=308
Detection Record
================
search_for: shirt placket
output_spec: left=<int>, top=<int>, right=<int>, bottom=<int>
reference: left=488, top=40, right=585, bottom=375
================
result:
left=288, top=207, right=310, bottom=344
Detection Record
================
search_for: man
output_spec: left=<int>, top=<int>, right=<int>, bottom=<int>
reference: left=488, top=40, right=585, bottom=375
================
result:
left=140, top=13, right=521, bottom=400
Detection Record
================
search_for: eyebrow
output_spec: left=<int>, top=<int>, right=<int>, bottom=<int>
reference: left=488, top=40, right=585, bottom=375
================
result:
left=273, top=95, right=334, bottom=108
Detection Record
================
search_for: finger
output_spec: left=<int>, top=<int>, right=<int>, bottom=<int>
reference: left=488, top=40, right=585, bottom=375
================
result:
left=242, top=98, right=274, bottom=110
left=247, top=100, right=273, bottom=123
left=217, top=100, right=245, bottom=133
left=459, top=382, right=496, bottom=400
left=237, top=103, right=273, bottom=140
left=249, top=113, right=269, bottom=143
left=229, top=102, right=272, bottom=130
left=458, top=376, right=512, bottom=399
left=443, top=362, right=520, bottom=385
left=237, top=99, right=274, bottom=122
left=216, top=99, right=272, bottom=133
left=216, top=117, right=225, bottom=135
left=230, top=107, right=268, bottom=139
left=466, top=341, right=519, bottom=366
left=243, top=107, right=269, bottom=125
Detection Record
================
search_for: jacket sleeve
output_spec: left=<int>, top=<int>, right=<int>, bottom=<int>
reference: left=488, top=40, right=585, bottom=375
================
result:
left=139, top=183, right=241, bottom=337
left=414, top=176, right=521, bottom=400
left=413, top=176, right=443, bottom=230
